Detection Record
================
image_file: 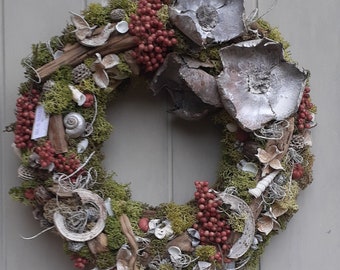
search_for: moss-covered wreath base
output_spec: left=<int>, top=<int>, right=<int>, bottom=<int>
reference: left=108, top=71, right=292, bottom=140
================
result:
left=7, top=1, right=316, bottom=269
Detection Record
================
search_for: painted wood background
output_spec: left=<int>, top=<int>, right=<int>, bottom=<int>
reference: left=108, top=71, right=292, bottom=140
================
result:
left=0, top=0, right=338, bottom=269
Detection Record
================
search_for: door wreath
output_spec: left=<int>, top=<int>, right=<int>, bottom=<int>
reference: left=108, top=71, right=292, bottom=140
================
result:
left=6, top=0, right=316, bottom=269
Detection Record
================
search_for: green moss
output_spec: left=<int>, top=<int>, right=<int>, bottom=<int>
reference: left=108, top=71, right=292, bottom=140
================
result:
left=82, top=3, right=111, bottom=26
left=157, top=5, right=169, bottom=24
left=96, top=251, right=116, bottom=269
left=117, top=53, right=132, bottom=77
left=195, top=245, right=216, bottom=261
left=42, top=81, right=74, bottom=114
left=148, top=236, right=170, bottom=257
left=104, top=216, right=126, bottom=250
left=89, top=114, right=113, bottom=145
left=298, top=147, right=315, bottom=189
left=108, top=0, right=138, bottom=18
left=160, top=202, right=196, bottom=235
left=60, top=24, right=78, bottom=44
left=227, top=212, right=246, bottom=233
left=101, top=178, right=130, bottom=201
left=51, top=65, right=73, bottom=82
left=160, top=263, right=174, bottom=270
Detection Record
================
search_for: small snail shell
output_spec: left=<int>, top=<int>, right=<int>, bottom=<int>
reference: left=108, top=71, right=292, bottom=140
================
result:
left=63, top=112, right=86, bottom=138
left=69, top=85, right=86, bottom=106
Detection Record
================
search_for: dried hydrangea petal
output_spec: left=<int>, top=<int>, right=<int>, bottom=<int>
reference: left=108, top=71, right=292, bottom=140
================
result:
left=169, top=0, right=245, bottom=46
left=217, top=38, right=308, bottom=131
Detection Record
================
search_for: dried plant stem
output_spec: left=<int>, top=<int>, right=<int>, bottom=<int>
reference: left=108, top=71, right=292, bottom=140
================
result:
left=37, top=34, right=138, bottom=80
left=119, top=214, right=139, bottom=270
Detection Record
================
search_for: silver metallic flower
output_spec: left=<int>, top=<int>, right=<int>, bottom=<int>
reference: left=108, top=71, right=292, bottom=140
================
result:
left=169, top=0, right=245, bottom=46
left=217, top=38, right=308, bottom=131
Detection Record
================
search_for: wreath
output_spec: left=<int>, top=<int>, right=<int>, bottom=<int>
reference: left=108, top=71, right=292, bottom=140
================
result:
left=6, top=0, right=316, bottom=269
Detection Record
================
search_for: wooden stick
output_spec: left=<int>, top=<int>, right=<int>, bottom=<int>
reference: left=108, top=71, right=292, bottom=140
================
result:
left=119, top=214, right=139, bottom=270
left=48, top=114, right=68, bottom=154
left=36, top=34, right=138, bottom=80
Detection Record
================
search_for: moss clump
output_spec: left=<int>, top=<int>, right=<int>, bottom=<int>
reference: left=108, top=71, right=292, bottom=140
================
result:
left=108, top=0, right=138, bottom=18
left=195, top=245, right=216, bottom=261
left=51, top=65, right=73, bottom=83
left=104, top=216, right=126, bottom=250
left=157, top=5, right=169, bottom=24
left=228, top=212, right=246, bottom=233
left=96, top=251, right=116, bottom=269
left=160, top=202, right=196, bottom=235
left=82, top=3, right=111, bottom=26
left=148, top=236, right=170, bottom=257
left=160, top=263, right=174, bottom=270
left=101, top=178, right=130, bottom=201
left=88, top=114, right=113, bottom=145
left=60, top=24, right=77, bottom=44
left=42, top=81, right=74, bottom=114
left=298, top=147, right=315, bottom=189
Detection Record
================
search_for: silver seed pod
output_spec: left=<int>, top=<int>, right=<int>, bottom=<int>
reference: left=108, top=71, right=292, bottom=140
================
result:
left=63, top=112, right=87, bottom=138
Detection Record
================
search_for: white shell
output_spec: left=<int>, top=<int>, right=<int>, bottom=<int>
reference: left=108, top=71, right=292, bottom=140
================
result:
left=168, top=246, right=182, bottom=261
left=101, top=54, right=120, bottom=69
left=116, top=20, right=129, bottom=34
left=104, top=197, right=114, bottom=216
left=154, top=221, right=173, bottom=239
left=187, top=228, right=200, bottom=247
left=248, top=170, right=280, bottom=198
left=80, top=23, right=115, bottom=47
left=63, top=112, right=87, bottom=138
left=53, top=189, right=107, bottom=242
left=237, top=159, right=258, bottom=175
left=69, top=85, right=86, bottom=106
left=77, top=138, right=89, bottom=153
left=193, top=261, right=212, bottom=270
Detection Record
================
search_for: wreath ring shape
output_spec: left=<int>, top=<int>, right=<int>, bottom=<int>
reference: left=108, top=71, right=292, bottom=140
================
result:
left=7, top=0, right=316, bottom=270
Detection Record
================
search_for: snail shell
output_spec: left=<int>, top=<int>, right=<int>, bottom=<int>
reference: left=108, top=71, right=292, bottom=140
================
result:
left=63, top=112, right=86, bottom=138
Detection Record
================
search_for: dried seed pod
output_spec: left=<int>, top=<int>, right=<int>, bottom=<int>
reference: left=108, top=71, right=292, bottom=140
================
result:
left=110, top=8, right=126, bottom=22
left=72, top=63, right=92, bottom=84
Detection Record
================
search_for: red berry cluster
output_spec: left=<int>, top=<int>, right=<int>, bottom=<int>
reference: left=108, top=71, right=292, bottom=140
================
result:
left=297, top=87, right=314, bottom=130
left=71, top=255, right=88, bottom=269
left=54, top=153, right=82, bottom=181
left=34, top=140, right=55, bottom=168
left=193, top=181, right=232, bottom=263
left=129, top=0, right=178, bottom=72
left=14, top=89, right=40, bottom=149
left=83, top=93, right=94, bottom=108
left=292, top=163, right=304, bottom=180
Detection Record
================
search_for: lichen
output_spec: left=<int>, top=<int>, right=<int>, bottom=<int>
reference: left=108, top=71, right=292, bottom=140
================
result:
left=96, top=251, right=116, bottom=269
left=100, top=177, right=131, bottom=201
left=104, top=216, right=126, bottom=250
left=108, top=0, right=138, bottom=18
left=227, top=212, right=246, bottom=233
left=160, top=202, right=196, bottom=235
left=195, top=245, right=216, bottom=261
left=298, top=147, right=315, bottom=189
left=157, top=5, right=169, bottom=24
left=50, top=65, right=73, bottom=82
left=42, top=81, right=74, bottom=114
left=82, top=3, right=111, bottom=26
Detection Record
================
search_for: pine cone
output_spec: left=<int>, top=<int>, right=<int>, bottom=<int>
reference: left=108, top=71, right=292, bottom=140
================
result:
left=72, top=63, right=92, bottom=84
left=110, top=9, right=126, bottom=22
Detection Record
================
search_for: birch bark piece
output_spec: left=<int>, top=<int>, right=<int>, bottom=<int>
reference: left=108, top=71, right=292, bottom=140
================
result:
left=53, top=189, right=107, bottom=242
left=216, top=193, right=255, bottom=259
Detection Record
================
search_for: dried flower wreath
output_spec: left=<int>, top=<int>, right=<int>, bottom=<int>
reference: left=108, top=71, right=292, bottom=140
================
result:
left=6, top=0, right=316, bottom=270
